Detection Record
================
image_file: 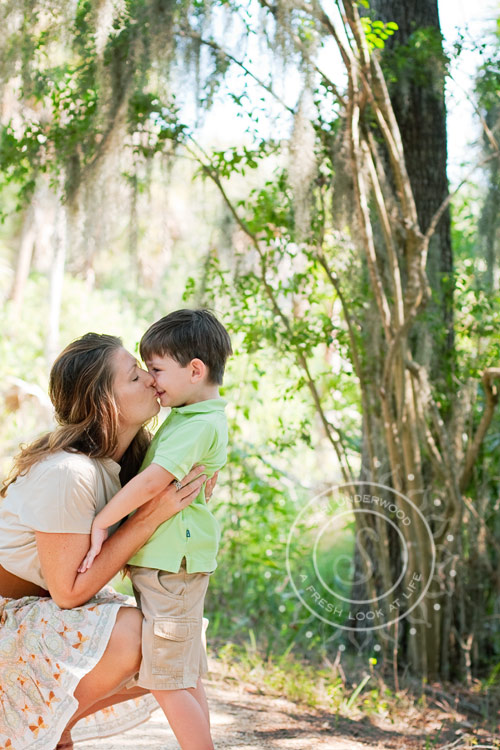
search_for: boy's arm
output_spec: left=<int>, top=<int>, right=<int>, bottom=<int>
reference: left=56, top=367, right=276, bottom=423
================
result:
left=77, top=463, right=175, bottom=572
left=94, top=463, right=175, bottom=531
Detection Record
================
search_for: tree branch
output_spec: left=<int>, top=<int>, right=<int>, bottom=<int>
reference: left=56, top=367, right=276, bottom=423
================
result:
left=178, top=28, right=295, bottom=114
left=422, top=152, right=500, bottom=259
left=448, top=72, right=500, bottom=156
left=258, top=0, right=346, bottom=105
left=347, top=98, right=393, bottom=340
left=460, top=368, right=500, bottom=492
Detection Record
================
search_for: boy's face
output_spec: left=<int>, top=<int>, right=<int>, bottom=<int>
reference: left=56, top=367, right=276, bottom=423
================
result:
left=145, top=354, right=193, bottom=408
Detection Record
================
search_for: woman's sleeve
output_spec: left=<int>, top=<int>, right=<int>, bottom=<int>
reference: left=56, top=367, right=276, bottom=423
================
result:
left=18, top=460, right=97, bottom=533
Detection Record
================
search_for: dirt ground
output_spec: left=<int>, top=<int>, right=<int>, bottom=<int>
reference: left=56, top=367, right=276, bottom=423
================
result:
left=75, top=661, right=499, bottom=750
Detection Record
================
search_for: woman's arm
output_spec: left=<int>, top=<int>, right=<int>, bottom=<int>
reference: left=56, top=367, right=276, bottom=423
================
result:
left=78, top=463, right=175, bottom=572
left=35, top=466, right=206, bottom=609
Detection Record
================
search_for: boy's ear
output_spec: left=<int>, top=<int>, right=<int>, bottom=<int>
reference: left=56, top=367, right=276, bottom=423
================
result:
left=190, top=358, right=207, bottom=382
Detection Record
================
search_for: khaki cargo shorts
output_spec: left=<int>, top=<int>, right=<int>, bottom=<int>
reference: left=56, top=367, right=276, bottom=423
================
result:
left=129, top=559, right=211, bottom=690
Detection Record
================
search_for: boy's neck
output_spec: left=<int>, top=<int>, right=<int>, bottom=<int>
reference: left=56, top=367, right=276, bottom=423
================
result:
left=183, top=383, right=220, bottom=406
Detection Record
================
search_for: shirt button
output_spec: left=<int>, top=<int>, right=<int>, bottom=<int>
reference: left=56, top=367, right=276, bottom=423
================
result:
left=186, top=529, right=191, bottom=538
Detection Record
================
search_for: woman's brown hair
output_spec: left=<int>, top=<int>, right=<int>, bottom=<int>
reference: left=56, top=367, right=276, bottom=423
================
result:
left=1, top=333, right=150, bottom=495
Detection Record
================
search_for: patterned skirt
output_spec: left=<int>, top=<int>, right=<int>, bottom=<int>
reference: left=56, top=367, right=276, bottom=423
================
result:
left=0, top=587, right=158, bottom=749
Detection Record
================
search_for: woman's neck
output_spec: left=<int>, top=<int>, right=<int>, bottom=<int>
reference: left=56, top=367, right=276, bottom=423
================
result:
left=111, top=426, right=139, bottom=462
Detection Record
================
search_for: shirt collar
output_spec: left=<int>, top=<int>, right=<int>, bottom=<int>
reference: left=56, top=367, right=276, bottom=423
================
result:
left=98, top=457, right=122, bottom=477
left=171, top=398, right=227, bottom=415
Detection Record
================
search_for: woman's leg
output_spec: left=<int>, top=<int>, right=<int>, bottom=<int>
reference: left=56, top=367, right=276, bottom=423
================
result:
left=55, top=686, right=150, bottom=748
left=73, top=685, right=149, bottom=721
left=55, top=729, right=74, bottom=749
left=73, top=606, right=143, bottom=707
left=56, top=607, right=144, bottom=747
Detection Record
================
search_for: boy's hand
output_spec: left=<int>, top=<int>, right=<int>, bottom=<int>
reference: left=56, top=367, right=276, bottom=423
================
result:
left=78, top=525, right=109, bottom=573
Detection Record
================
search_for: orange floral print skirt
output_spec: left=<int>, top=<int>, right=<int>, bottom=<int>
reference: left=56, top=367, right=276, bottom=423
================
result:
left=0, top=587, right=158, bottom=749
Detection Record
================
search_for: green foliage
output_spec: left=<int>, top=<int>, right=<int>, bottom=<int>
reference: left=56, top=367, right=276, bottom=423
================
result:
left=207, top=450, right=309, bottom=650
left=0, top=1, right=103, bottom=204
left=381, top=26, right=449, bottom=86
left=217, top=641, right=340, bottom=706
left=127, top=91, right=189, bottom=157
left=0, top=125, right=38, bottom=210
left=475, top=18, right=500, bottom=113
left=0, top=0, right=228, bottom=208
left=455, top=259, right=500, bottom=374
left=216, top=641, right=406, bottom=719
left=207, top=141, right=273, bottom=179
left=360, top=17, right=398, bottom=51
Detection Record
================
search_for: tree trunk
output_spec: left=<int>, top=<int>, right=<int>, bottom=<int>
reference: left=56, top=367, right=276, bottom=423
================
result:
left=346, top=0, right=453, bottom=679
left=479, top=125, right=499, bottom=290
left=9, top=203, right=36, bottom=312
left=46, top=195, right=67, bottom=365
left=371, top=0, right=454, bottom=379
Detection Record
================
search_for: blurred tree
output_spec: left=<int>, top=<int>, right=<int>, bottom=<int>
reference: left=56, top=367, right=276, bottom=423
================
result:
left=360, top=0, right=453, bottom=676
left=1, top=0, right=499, bottom=682
left=476, top=22, right=500, bottom=290
left=188, top=0, right=500, bottom=681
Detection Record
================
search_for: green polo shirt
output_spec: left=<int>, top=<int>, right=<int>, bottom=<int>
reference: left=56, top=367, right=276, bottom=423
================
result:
left=128, top=398, right=227, bottom=574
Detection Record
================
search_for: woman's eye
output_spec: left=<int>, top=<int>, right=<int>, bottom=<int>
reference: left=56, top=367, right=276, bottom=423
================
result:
left=132, top=375, right=139, bottom=382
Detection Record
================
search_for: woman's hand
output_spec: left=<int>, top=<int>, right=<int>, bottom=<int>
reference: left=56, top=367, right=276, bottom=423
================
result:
left=205, top=470, right=218, bottom=502
left=134, top=465, right=207, bottom=529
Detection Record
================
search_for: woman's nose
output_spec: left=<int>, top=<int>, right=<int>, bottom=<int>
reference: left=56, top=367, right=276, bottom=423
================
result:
left=144, top=371, right=155, bottom=387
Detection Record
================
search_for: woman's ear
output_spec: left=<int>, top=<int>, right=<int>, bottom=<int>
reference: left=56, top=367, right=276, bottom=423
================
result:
left=190, top=358, right=207, bottom=383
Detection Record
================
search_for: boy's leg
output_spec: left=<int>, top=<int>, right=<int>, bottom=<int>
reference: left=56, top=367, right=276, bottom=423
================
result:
left=129, top=564, right=213, bottom=748
left=152, top=686, right=214, bottom=750
left=191, top=677, right=210, bottom=727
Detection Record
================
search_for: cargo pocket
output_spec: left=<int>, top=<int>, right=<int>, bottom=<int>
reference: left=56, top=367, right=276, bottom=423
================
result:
left=151, top=618, right=193, bottom=675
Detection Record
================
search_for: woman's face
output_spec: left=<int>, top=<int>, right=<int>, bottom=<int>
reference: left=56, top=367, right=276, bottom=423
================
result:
left=112, top=347, right=160, bottom=428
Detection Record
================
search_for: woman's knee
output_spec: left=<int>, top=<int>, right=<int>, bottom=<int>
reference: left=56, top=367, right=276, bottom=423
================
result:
left=72, top=608, right=144, bottom=711
left=110, top=607, right=143, bottom=673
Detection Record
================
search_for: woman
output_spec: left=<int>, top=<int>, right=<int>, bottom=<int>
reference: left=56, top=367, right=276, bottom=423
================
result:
left=0, top=333, right=213, bottom=749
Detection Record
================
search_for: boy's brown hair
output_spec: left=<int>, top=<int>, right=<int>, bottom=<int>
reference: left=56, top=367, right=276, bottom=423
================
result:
left=140, top=308, right=232, bottom=385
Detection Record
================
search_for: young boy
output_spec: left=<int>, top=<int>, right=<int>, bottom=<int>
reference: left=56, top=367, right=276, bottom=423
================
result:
left=79, top=308, right=231, bottom=750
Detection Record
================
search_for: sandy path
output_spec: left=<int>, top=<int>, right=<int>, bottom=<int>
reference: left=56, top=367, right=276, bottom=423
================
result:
left=74, top=674, right=428, bottom=750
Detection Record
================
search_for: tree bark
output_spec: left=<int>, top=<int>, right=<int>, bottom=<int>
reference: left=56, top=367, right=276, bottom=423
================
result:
left=479, top=133, right=499, bottom=290
left=370, top=0, right=454, bottom=377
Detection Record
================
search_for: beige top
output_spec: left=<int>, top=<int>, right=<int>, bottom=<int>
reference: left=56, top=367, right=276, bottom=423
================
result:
left=0, top=450, right=121, bottom=588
